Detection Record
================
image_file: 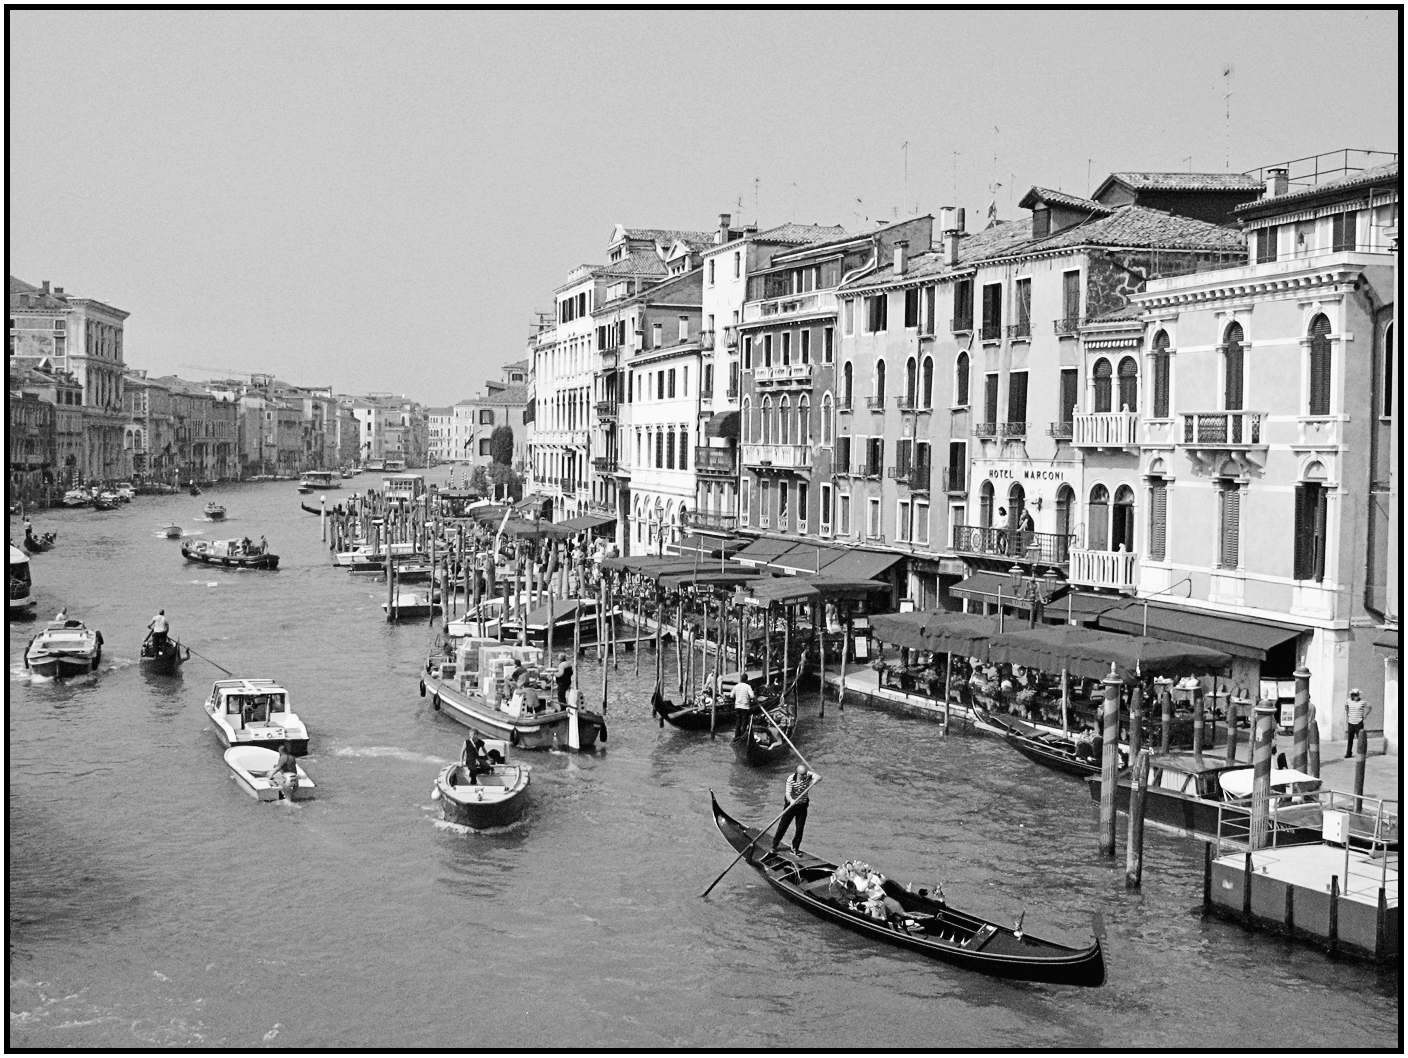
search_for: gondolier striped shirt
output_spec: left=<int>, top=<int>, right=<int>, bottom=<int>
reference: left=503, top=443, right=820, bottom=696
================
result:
left=786, top=774, right=813, bottom=805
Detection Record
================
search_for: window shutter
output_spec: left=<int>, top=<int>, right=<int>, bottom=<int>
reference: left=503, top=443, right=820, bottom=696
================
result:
left=836, top=434, right=850, bottom=471
left=1149, top=481, right=1167, bottom=562
left=1008, top=372, right=1028, bottom=423
left=1312, top=486, right=1327, bottom=582
left=1293, top=484, right=1312, bottom=580
left=1220, top=484, right=1240, bottom=568
left=985, top=374, right=999, bottom=424
left=1224, top=329, right=1244, bottom=411
left=1060, top=368, right=1078, bottom=425
left=1153, top=353, right=1170, bottom=418
left=1309, top=315, right=1332, bottom=416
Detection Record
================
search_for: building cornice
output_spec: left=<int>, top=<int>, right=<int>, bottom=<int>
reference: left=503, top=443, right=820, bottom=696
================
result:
left=1133, top=262, right=1368, bottom=311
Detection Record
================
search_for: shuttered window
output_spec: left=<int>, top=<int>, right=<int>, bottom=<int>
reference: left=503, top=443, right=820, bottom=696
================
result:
left=835, top=434, right=851, bottom=472
left=1255, top=228, right=1277, bottom=263
left=1148, top=480, right=1167, bottom=562
left=1308, top=314, right=1332, bottom=416
left=955, top=352, right=970, bottom=406
left=1293, top=483, right=1328, bottom=581
left=1015, top=278, right=1032, bottom=335
left=1117, top=357, right=1139, bottom=413
left=896, top=438, right=912, bottom=474
left=1062, top=270, right=1081, bottom=323
left=984, top=373, right=999, bottom=425
left=1059, top=368, right=1078, bottom=427
left=1332, top=211, right=1357, bottom=252
left=981, top=284, right=1002, bottom=338
left=1088, top=486, right=1109, bottom=551
left=904, top=288, right=920, bottom=328
left=1093, top=359, right=1113, bottom=413
left=1007, top=371, right=1028, bottom=423
left=953, top=279, right=973, bottom=330
left=1218, top=481, right=1241, bottom=568
left=1224, top=323, right=1245, bottom=411
left=1151, top=331, right=1171, bottom=418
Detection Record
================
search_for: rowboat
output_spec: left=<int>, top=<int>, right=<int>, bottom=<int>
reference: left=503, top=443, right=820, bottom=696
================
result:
left=499, top=597, right=620, bottom=646
left=182, top=539, right=280, bottom=570
left=431, top=739, right=530, bottom=828
left=710, top=794, right=1106, bottom=987
left=204, top=678, right=309, bottom=755
left=204, top=503, right=226, bottom=521
left=25, top=619, right=104, bottom=678
left=23, top=530, right=57, bottom=553
left=139, top=636, right=188, bottom=675
left=421, top=639, right=606, bottom=751
left=224, top=746, right=315, bottom=802
left=732, top=700, right=795, bottom=766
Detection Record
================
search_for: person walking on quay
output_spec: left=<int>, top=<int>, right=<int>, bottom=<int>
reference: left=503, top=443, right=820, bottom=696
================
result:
left=1344, top=689, right=1371, bottom=757
left=772, top=763, right=818, bottom=853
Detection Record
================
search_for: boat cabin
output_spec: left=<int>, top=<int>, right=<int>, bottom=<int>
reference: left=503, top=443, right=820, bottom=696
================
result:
left=383, top=458, right=407, bottom=473
left=211, top=678, right=293, bottom=731
left=8, top=545, right=33, bottom=611
left=302, top=470, right=337, bottom=488
left=1147, top=754, right=1246, bottom=800
left=383, top=473, right=425, bottom=507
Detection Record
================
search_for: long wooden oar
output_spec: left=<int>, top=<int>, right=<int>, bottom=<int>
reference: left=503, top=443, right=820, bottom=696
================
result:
left=700, top=776, right=823, bottom=899
left=758, top=701, right=811, bottom=771
left=185, top=645, right=235, bottom=676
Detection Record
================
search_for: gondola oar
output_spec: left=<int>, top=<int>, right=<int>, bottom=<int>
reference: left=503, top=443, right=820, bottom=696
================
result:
left=186, top=646, right=235, bottom=676
left=757, top=701, right=811, bottom=771
left=699, top=777, right=823, bottom=899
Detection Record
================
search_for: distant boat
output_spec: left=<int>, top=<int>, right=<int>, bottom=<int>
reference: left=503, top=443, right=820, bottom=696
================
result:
left=8, top=546, right=35, bottom=613
left=182, top=538, right=280, bottom=570
left=382, top=591, right=441, bottom=620
left=189, top=484, right=202, bottom=496
left=91, top=497, right=118, bottom=512
left=25, top=618, right=103, bottom=678
left=733, top=700, right=796, bottom=766
left=23, top=530, right=57, bottom=553
left=140, top=636, right=188, bottom=675
left=162, top=524, right=183, bottom=539
left=61, top=488, right=93, bottom=508
left=300, top=470, right=339, bottom=491
left=224, top=745, right=315, bottom=802
left=205, top=502, right=226, bottom=521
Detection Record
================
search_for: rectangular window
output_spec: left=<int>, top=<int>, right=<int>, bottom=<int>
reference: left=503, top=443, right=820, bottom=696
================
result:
left=1218, top=481, right=1241, bottom=568
left=867, top=497, right=882, bottom=539
left=743, top=336, right=753, bottom=370
left=668, top=369, right=677, bottom=398
left=1332, top=211, right=1357, bottom=252
left=797, top=483, right=808, bottom=533
left=981, top=284, right=1002, bottom=339
left=867, top=437, right=884, bottom=477
left=904, top=288, right=920, bottom=328
left=923, top=285, right=936, bottom=336
left=1148, top=480, right=1167, bottom=562
left=678, top=316, right=688, bottom=342
left=953, top=278, right=974, bottom=331
left=823, top=327, right=834, bottom=363
left=777, top=482, right=789, bottom=530
left=666, top=431, right=676, bottom=469
left=839, top=493, right=852, bottom=536
left=1014, top=278, right=1031, bottom=336
left=896, top=438, right=913, bottom=475
left=733, top=251, right=741, bottom=279
left=1255, top=228, right=1277, bottom=264
left=844, top=298, right=855, bottom=335
left=708, top=259, right=716, bottom=285
left=781, top=331, right=791, bottom=365
left=1059, top=368, right=1078, bottom=427
left=820, top=483, right=833, bottom=533
left=741, top=477, right=751, bottom=525
left=657, top=372, right=665, bottom=400
left=915, top=501, right=930, bottom=546
left=655, top=432, right=664, bottom=468
left=1293, top=483, right=1328, bottom=581
left=1062, top=270, right=1081, bottom=325
left=867, top=295, right=888, bottom=333
left=652, top=323, right=662, bottom=348
left=1151, top=354, right=1170, bottom=418
left=679, top=431, right=688, bottom=470
left=479, top=438, right=492, bottom=456
left=835, top=434, right=851, bottom=473
left=800, top=329, right=810, bottom=363
left=763, top=334, right=773, bottom=367
left=897, top=500, right=912, bottom=542
left=703, top=363, right=714, bottom=395
left=984, top=373, right=1000, bottom=425
left=1309, top=337, right=1331, bottom=417
left=760, top=481, right=771, bottom=528
left=948, top=441, right=966, bottom=492
left=729, top=360, right=739, bottom=396
left=1008, top=371, right=1028, bottom=424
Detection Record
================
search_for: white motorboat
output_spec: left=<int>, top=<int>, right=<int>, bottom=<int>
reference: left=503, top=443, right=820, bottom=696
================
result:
left=335, top=541, right=414, bottom=567
left=61, top=487, right=94, bottom=508
left=162, top=523, right=183, bottom=539
left=8, top=545, right=35, bottom=613
left=382, top=591, right=441, bottom=620
left=431, top=738, right=529, bottom=828
left=204, top=678, right=309, bottom=754
left=25, top=618, right=103, bottom=677
left=224, top=746, right=315, bottom=801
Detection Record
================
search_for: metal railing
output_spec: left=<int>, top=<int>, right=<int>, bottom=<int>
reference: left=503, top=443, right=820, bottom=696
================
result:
left=886, top=465, right=910, bottom=482
left=895, top=395, right=916, bottom=411
left=741, top=443, right=810, bottom=469
left=591, top=456, right=617, bottom=474
left=595, top=401, right=619, bottom=420
left=724, top=326, right=739, bottom=349
left=951, top=524, right=1073, bottom=564
left=694, top=446, right=737, bottom=475
left=974, top=422, right=998, bottom=439
left=1054, top=317, right=1081, bottom=336
left=838, top=398, right=854, bottom=412
left=1047, top=421, right=1074, bottom=440
left=865, top=395, right=886, bottom=410
left=1073, top=411, right=1138, bottom=447
left=980, top=322, right=1002, bottom=341
left=699, top=329, right=715, bottom=351
left=1007, top=322, right=1032, bottom=340
left=951, top=316, right=973, bottom=333
left=689, top=510, right=738, bottom=532
left=1069, top=548, right=1139, bottom=591
left=999, top=421, right=1028, bottom=437
left=1180, top=411, right=1265, bottom=446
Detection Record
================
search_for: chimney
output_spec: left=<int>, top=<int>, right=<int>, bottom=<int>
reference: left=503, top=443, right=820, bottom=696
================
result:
left=1266, top=168, right=1289, bottom=198
left=955, top=208, right=966, bottom=233
left=719, top=213, right=732, bottom=240
left=53, top=287, right=64, bottom=296
left=894, top=240, right=909, bottom=275
left=41, top=280, right=51, bottom=296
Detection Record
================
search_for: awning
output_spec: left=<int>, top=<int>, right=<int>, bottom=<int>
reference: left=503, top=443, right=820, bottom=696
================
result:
left=803, top=576, right=894, bottom=599
left=1045, top=591, right=1129, bottom=626
left=599, top=555, right=700, bottom=580
left=769, top=542, right=848, bottom=574
left=741, top=577, right=821, bottom=606
left=950, top=570, right=1035, bottom=609
left=502, top=518, right=575, bottom=540
left=469, top=504, right=513, bottom=524
left=704, top=411, right=740, bottom=439
left=1372, top=628, right=1399, bottom=656
left=987, top=625, right=1232, bottom=683
left=1099, top=601, right=1304, bottom=661
left=871, top=612, right=933, bottom=652
left=732, top=537, right=797, bottom=565
left=558, top=514, right=616, bottom=532
left=919, top=611, right=1001, bottom=657
left=658, top=565, right=765, bottom=592
left=666, top=534, right=748, bottom=560
left=820, top=549, right=902, bottom=582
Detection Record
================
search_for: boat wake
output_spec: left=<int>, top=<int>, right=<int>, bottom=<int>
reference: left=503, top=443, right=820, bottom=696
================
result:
left=431, top=816, right=529, bottom=836
left=333, top=745, right=449, bottom=765
left=188, top=580, right=220, bottom=587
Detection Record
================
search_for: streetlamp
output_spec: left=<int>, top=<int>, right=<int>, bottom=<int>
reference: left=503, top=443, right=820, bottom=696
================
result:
left=1008, top=564, right=1063, bottom=627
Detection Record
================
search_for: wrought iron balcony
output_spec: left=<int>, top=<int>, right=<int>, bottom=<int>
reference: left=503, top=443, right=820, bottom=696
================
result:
left=689, top=510, right=738, bottom=532
left=1054, top=317, right=1081, bottom=336
left=999, top=421, right=1028, bottom=438
left=595, top=401, right=619, bottom=421
left=591, top=456, right=617, bottom=473
left=1047, top=421, right=1074, bottom=441
left=741, top=443, right=810, bottom=470
left=725, top=386, right=739, bottom=401
left=1006, top=322, right=1032, bottom=340
left=980, top=322, right=1002, bottom=341
left=700, top=329, right=715, bottom=351
left=838, top=398, right=854, bottom=413
left=694, top=446, right=738, bottom=476
left=1073, top=411, right=1138, bottom=448
left=895, top=395, right=915, bottom=411
left=724, top=326, right=739, bottom=349
left=865, top=395, right=886, bottom=410
left=1180, top=411, right=1265, bottom=447
left=951, top=316, right=974, bottom=334
left=974, top=422, right=999, bottom=439
left=951, top=524, right=1072, bottom=565
left=1069, top=548, right=1139, bottom=592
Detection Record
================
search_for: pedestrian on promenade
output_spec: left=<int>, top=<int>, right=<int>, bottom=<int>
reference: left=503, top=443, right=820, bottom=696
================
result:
left=772, top=763, right=818, bottom=853
left=1344, top=689, right=1371, bottom=757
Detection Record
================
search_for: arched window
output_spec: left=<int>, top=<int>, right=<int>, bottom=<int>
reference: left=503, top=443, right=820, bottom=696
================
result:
left=741, top=396, right=752, bottom=443
left=921, top=357, right=934, bottom=408
left=1088, top=485, right=1109, bottom=550
left=1112, top=485, right=1135, bottom=552
left=842, top=362, right=853, bottom=407
left=779, top=395, right=792, bottom=444
left=1055, top=484, right=1075, bottom=540
left=905, top=356, right=917, bottom=404
left=955, top=352, right=970, bottom=406
left=1007, top=483, right=1026, bottom=532
left=797, top=394, right=811, bottom=442
left=979, top=481, right=994, bottom=528
left=875, top=360, right=887, bottom=402
left=1117, top=357, right=1139, bottom=413
left=1294, top=461, right=1328, bottom=582
left=761, top=396, right=773, bottom=444
left=1151, top=330, right=1171, bottom=418
left=821, top=393, right=834, bottom=445
left=1093, top=358, right=1113, bottom=413
left=1308, top=314, right=1331, bottom=416
left=1224, top=321, right=1245, bottom=411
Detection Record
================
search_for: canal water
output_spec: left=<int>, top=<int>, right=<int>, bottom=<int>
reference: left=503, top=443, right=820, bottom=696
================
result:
left=8, top=477, right=1399, bottom=1049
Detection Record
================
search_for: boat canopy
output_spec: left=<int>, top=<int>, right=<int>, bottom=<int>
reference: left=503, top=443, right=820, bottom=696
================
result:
left=987, top=625, right=1232, bottom=682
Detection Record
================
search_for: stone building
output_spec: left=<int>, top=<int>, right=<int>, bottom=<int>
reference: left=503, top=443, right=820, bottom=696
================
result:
left=10, top=358, right=86, bottom=490
left=125, top=370, right=177, bottom=483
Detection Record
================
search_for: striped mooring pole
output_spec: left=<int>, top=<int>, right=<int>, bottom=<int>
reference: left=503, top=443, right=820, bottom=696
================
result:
left=1291, top=666, right=1312, bottom=773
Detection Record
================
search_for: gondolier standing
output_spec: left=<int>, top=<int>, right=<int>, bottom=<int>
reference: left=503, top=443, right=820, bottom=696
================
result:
left=147, top=610, right=170, bottom=649
left=772, top=763, right=818, bottom=853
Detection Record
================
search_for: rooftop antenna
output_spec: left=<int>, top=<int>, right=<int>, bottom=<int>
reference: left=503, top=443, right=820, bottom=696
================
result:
left=1010, top=172, right=1016, bottom=212
left=852, top=196, right=866, bottom=229
left=790, top=181, right=799, bottom=221
left=1222, top=64, right=1234, bottom=170
left=1183, top=155, right=1193, bottom=172
left=1087, top=158, right=1092, bottom=196
left=754, top=177, right=760, bottom=222
left=901, top=140, right=909, bottom=213
left=952, top=150, right=960, bottom=204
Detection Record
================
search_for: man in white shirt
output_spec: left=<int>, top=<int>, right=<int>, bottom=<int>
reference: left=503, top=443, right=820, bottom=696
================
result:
left=148, top=610, right=170, bottom=649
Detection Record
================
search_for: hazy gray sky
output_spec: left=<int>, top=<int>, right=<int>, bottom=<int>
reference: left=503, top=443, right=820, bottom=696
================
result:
left=9, top=9, right=1399, bottom=404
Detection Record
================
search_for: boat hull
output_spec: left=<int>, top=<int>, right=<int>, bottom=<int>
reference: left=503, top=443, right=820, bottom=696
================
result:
left=434, top=763, right=530, bottom=828
left=732, top=709, right=795, bottom=766
left=711, top=795, right=1105, bottom=987
left=421, top=674, right=604, bottom=751
left=182, top=546, right=280, bottom=570
left=224, top=747, right=314, bottom=802
left=654, top=696, right=738, bottom=732
left=206, top=709, right=308, bottom=756
left=27, top=653, right=100, bottom=678
left=140, top=640, right=186, bottom=675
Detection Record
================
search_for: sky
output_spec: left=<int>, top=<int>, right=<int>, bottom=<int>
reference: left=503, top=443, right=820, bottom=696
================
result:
left=8, top=9, right=1400, bottom=405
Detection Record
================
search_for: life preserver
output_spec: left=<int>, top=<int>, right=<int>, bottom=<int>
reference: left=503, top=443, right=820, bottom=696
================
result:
left=419, top=680, right=426, bottom=698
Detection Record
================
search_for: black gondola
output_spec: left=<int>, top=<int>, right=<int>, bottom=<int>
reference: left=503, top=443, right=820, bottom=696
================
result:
left=710, top=794, right=1106, bottom=987
left=300, top=502, right=323, bottom=515
left=651, top=685, right=737, bottom=732
left=189, top=484, right=202, bottom=496
left=732, top=699, right=795, bottom=766
left=139, top=637, right=188, bottom=675
left=983, top=710, right=1123, bottom=779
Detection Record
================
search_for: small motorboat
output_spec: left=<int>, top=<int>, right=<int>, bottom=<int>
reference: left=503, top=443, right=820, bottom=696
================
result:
left=710, top=794, right=1106, bottom=987
left=733, top=699, right=796, bottom=766
left=182, top=538, right=279, bottom=570
left=224, top=746, right=315, bottom=802
left=162, top=524, right=184, bottom=539
left=91, top=497, right=118, bottom=512
left=334, top=542, right=414, bottom=567
left=339, top=468, right=356, bottom=479
left=204, top=503, right=227, bottom=521
left=25, top=618, right=104, bottom=678
left=382, top=591, right=442, bottom=620
left=60, top=487, right=93, bottom=508
left=204, top=678, right=309, bottom=755
left=189, top=484, right=202, bottom=496
left=432, top=738, right=530, bottom=828
left=112, top=483, right=137, bottom=502
left=140, top=636, right=188, bottom=675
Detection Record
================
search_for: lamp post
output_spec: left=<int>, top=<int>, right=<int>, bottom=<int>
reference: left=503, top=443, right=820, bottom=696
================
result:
left=1008, top=564, right=1063, bottom=628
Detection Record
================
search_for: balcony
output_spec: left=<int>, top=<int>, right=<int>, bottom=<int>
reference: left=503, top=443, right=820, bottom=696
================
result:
left=908, top=464, right=931, bottom=492
left=838, top=398, right=854, bottom=413
left=1006, top=322, right=1032, bottom=341
left=1054, top=317, right=1081, bottom=336
left=1073, top=411, right=1138, bottom=448
left=742, top=289, right=837, bottom=323
left=999, top=421, right=1028, bottom=438
left=591, top=456, right=617, bottom=474
left=724, top=326, right=739, bottom=349
left=886, top=465, right=909, bottom=482
left=1180, top=411, right=1266, bottom=447
left=595, top=401, right=619, bottom=422
left=865, top=395, right=886, bottom=410
left=699, top=329, right=715, bottom=351
left=725, top=386, right=739, bottom=401
left=742, top=443, right=811, bottom=470
left=1047, top=421, right=1073, bottom=441
left=689, top=510, right=738, bottom=532
left=895, top=395, right=915, bottom=411
left=699, top=392, right=714, bottom=409
left=598, top=348, right=620, bottom=369
left=754, top=362, right=813, bottom=387
left=974, top=422, right=999, bottom=439
left=951, top=524, right=1073, bottom=566
left=942, top=465, right=967, bottom=493
left=1069, top=548, right=1139, bottom=592
left=694, top=446, right=738, bottom=476
left=951, top=316, right=973, bottom=334
left=980, top=322, right=1002, bottom=342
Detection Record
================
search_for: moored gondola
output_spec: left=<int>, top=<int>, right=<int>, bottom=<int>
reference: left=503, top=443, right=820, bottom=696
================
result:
left=732, top=699, right=795, bottom=765
left=982, top=710, right=1123, bottom=779
left=300, top=502, right=323, bottom=515
left=651, top=685, right=737, bottom=732
left=709, top=794, right=1106, bottom=987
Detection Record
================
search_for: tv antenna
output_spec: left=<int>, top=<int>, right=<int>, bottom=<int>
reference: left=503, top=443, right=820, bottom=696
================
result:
left=900, top=140, right=909, bottom=212
left=1222, top=64, right=1234, bottom=170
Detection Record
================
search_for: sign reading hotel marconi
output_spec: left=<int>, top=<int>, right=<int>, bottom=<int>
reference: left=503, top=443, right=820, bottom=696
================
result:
left=983, top=467, right=1069, bottom=481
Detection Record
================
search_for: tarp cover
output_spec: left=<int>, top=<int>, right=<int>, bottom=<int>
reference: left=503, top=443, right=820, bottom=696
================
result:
left=557, top=514, right=616, bottom=532
left=1099, top=601, right=1302, bottom=661
left=732, top=537, right=798, bottom=564
left=818, top=549, right=903, bottom=582
left=768, top=543, right=848, bottom=574
left=988, top=625, right=1232, bottom=682
left=870, top=612, right=932, bottom=651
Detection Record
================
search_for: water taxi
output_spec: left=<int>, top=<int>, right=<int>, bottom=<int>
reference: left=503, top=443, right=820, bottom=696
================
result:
left=298, top=470, right=339, bottom=493
left=183, top=538, right=280, bottom=570
left=8, top=546, right=35, bottom=613
left=204, top=502, right=227, bottom=521
left=25, top=618, right=104, bottom=677
left=60, top=487, right=94, bottom=508
left=335, top=541, right=415, bottom=567
left=204, top=678, right=309, bottom=755
left=382, top=591, right=441, bottom=620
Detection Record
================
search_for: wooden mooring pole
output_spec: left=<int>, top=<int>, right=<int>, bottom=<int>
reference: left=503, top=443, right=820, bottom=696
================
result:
left=1098, top=665, right=1122, bottom=857
left=1353, top=729, right=1368, bottom=813
left=1125, top=748, right=1152, bottom=888
left=1249, top=702, right=1276, bottom=851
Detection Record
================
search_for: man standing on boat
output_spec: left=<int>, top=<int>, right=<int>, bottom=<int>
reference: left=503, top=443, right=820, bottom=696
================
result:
left=555, top=652, right=573, bottom=704
left=772, top=763, right=818, bottom=853
left=148, top=610, right=170, bottom=650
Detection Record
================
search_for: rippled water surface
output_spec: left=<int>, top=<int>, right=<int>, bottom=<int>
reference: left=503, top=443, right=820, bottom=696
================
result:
left=8, top=477, right=1400, bottom=1048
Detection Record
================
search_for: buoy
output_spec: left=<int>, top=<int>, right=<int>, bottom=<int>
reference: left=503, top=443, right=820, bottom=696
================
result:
left=431, top=788, right=441, bottom=800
